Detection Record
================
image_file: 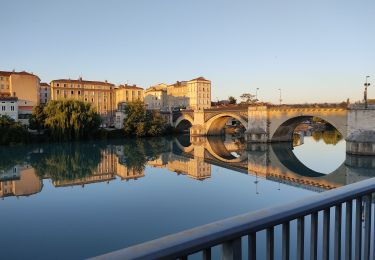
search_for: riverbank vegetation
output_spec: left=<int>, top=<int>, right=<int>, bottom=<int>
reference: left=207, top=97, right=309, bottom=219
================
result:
left=122, top=101, right=167, bottom=137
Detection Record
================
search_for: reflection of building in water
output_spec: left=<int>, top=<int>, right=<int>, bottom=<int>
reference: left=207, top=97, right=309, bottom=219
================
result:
left=148, top=153, right=211, bottom=180
left=115, top=146, right=145, bottom=181
left=0, top=165, right=42, bottom=198
left=53, top=149, right=117, bottom=187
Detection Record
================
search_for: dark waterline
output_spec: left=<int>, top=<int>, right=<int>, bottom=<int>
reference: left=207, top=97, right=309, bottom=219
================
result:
left=0, top=133, right=373, bottom=259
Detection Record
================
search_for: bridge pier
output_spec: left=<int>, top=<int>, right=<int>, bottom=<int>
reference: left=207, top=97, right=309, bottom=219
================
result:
left=346, top=106, right=375, bottom=155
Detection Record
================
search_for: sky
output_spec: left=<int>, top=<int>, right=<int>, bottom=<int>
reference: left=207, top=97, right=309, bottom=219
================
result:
left=1, top=0, right=374, bottom=104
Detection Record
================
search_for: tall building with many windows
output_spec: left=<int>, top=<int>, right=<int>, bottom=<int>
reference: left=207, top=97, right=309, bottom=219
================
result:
left=50, top=77, right=115, bottom=126
left=114, top=84, right=144, bottom=104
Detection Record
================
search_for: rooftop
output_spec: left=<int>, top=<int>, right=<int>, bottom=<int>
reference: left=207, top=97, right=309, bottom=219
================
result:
left=40, top=82, right=50, bottom=87
left=0, top=96, right=18, bottom=102
left=116, top=84, right=144, bottom=90
left=51, top=77, right=114, bottom=86
left=0, top=70, right=38, bottom=78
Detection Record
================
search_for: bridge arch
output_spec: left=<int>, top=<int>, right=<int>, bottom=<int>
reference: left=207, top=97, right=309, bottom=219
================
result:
left=174, top=115, right=194, bottom=131
left=205, top=113, right=248, bottom=136
left=270, top=112, right=347, bottom=142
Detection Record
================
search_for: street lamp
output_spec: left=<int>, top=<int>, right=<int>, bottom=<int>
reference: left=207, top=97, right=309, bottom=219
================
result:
left=278, top=88, right=282, bottom=105
left=364, top=76, right=371, bottom=109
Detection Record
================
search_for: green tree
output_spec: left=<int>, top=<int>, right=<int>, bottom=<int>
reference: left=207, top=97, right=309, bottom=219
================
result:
left=0, top=115, right=28, bottom=145
left=228, top=96, right=237, bottom=104
left=123, top=101, right=166, bottom=137
left=29, top=104, right=46, bottom=133
left=43, top=100, right=101, bottom=140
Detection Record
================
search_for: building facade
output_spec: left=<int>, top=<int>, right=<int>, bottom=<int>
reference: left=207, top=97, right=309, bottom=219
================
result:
left=39, top=82, right=51, bottom=105
left=0, top=70, right=40, bottom=124
left=144, top=83, right=169, bottom=111
left=114, top=84, right=144, bottom=104
left=144, top=77, right=211, bottom=111
left=50, top=78, right=115, bottom=126
left=0, top=97, right=18, bottom=121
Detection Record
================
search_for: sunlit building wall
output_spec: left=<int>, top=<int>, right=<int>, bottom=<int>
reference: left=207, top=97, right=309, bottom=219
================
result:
left=50, top=78, right=115, bottom=126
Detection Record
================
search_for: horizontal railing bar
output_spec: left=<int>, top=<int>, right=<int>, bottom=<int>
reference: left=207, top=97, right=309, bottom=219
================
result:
left=91, top=178, right=375, bottom=260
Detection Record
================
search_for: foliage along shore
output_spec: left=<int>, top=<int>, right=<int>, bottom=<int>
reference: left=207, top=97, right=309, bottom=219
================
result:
left=0, top=100, right=177, bottom=146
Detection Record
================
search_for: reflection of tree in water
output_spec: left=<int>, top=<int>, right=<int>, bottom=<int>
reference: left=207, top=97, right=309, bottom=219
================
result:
left=119, top=138, right=170, bottom=172
left=312, top=129, right=343, bottom=145
left=0, top=146, right=30, bottom=172
left=30, top=143, right=102, bottom=182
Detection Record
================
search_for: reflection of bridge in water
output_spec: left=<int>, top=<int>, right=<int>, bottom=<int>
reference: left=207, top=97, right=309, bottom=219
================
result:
left=1, top=137, right=375, bottom=198
left=173, top=136, right=375, bottom=192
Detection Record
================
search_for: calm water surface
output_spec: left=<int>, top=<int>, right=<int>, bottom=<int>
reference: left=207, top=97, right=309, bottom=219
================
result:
left=0, top=132, right=373, bottom=259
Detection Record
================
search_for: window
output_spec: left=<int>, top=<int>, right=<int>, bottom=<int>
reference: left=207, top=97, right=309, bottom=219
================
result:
left=57, top=83, right=60, bottom=87
left=1, top=106, right=5, bottom=111
left=10, top=106, right=14, bottom=111
left=45, top=93, right=47, bottom=97
left=78, top=90, right=81, bottom=95
left=0, top=84, right=3, bottom=89
left=57, top=90, right=60, bottom=95
left=71, top=90, right=74, bottom=95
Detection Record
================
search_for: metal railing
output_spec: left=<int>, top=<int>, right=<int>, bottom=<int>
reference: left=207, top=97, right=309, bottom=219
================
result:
left=92, top=178, right=375, bottom=260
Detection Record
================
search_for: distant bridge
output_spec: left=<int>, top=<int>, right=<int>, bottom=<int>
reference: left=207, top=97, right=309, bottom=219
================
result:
left=172, top=106, right=348, bottom=142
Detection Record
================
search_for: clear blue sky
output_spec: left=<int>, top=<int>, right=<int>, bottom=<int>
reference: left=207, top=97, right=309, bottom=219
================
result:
left=1, top=0, right=374, bottom=103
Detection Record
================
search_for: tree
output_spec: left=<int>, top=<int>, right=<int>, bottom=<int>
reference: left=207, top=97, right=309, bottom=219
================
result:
left=0, top=115, right=28, bottom=145
left=123, top=101, right=166, bottom=137
left=240, top=93, right=258, bottom=104
left=43, top=100, right=101, bottom=140
left=29, top=104, right=46, bottom=133
left=228, top=96, right=237, bottom=104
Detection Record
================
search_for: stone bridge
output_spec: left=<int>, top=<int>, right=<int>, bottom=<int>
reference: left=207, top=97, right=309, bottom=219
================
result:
left=172, top=106, right=348, bottom=142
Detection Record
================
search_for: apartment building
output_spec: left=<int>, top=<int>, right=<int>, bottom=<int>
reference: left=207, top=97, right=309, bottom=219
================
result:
left=144, top=77, right=211, bottom=111
left=0, top=70, right=40, bottom=124
left=50, top=77, right=115, bottom=126
left=114, top=84, right=144, bottom=104
left=144, top=83, right=169, bottom=111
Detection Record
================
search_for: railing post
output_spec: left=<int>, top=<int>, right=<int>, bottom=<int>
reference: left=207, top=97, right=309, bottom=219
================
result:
left=203, top=248, right=211, bottom=260
left=345, top=200, right=352, bottom=260
left=221, top=238, right=242, bottom=260
left=266, top=227, right=274, bottom=260
left=248, top=233, right=256, bottom=260
left=334, top=204, right=342, bottom=260
left=355, top=197, right=362, bottom=260
left=282, top=222, right=290, bottom=260
left=297, top=217, right=305, bottom=260
left=323, top=209, right=330, bottom=260
left=363, top=194, right=371, bottom=260
left=310, top=212, right=318, bottom=260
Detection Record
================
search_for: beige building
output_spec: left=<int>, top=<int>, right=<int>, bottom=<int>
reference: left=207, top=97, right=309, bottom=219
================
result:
left=144, top=77, right=211, bottom=111
left=114, top=84, right=144, bottom=104
left=144, top=83, right=169, bottom=111
left=50, top=77, right=115, bottom=126
left=0, top=166, right=43, bottom=198
left=0, top=70, right=41, bottom=124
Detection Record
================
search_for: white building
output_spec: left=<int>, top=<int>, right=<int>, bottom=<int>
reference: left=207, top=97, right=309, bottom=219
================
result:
left=0, top=97, right=18, bottom=121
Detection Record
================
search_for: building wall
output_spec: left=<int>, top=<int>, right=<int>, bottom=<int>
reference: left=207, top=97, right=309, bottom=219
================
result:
left=115, top=86, right=144, bottom=104
left=0, top=74, right=10, bottom=95
left=186, top=77, right=211, bottom=110
left=39, top=83, right=51, bottom=104
left=9, top=73, right=40, bottom=106
left=50, top=79, right=115, bottom=126
left=145, top=77, right=211, bottom=111
left=144, top=89, right=168, bottom=110
left=0, top=98, right=18, bottom=120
